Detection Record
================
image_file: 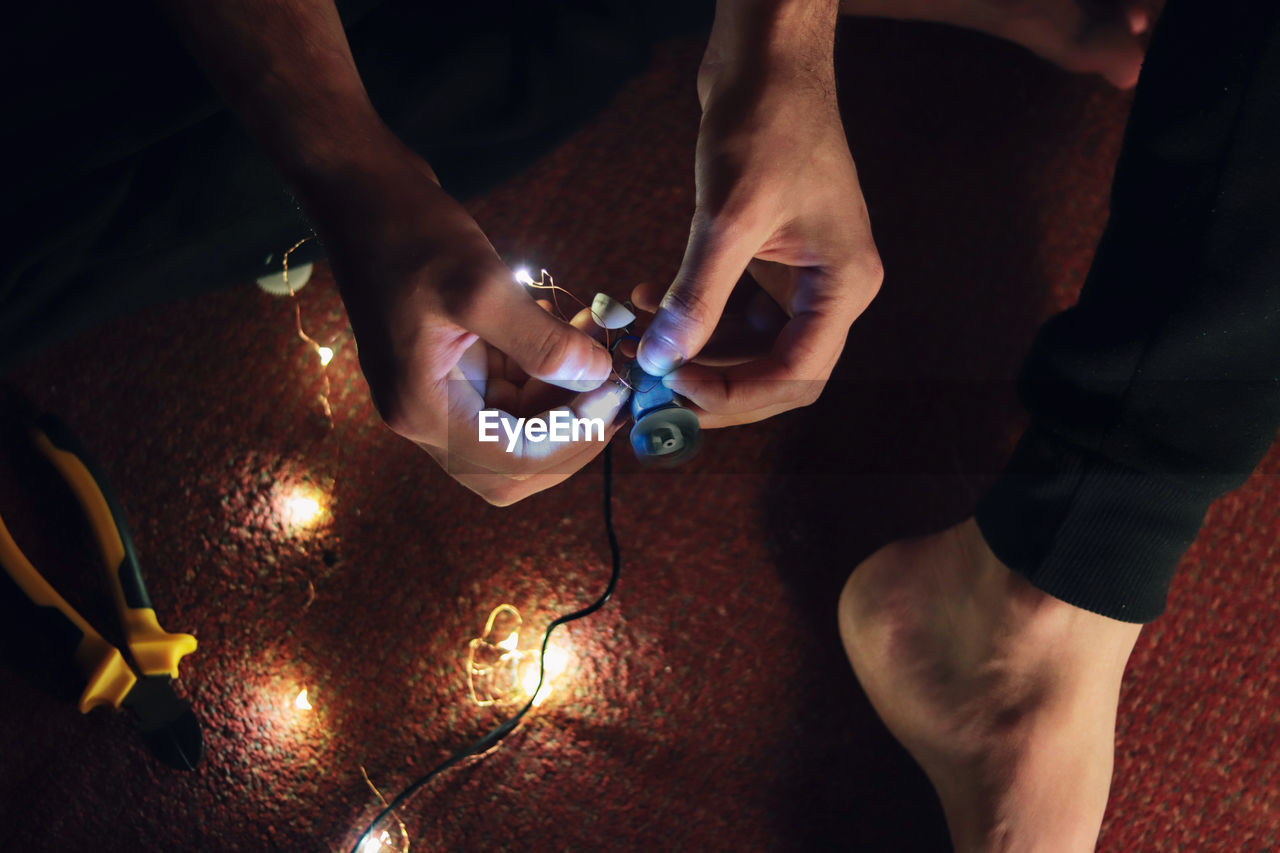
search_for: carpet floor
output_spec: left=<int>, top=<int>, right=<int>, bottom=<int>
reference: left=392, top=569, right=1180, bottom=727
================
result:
left=0, top=20, right=1276, bottom=853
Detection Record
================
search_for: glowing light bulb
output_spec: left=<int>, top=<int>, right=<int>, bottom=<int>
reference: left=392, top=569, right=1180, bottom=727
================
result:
left=287, top=495, right=321, bottom=524
left=318, top=346, right=334, bottom=366
left=467, top=605, right=524, bottom=706
left=544, top=645, right=569, bottom=680
left=280, top=484, right=328, bottom=532
left=514, top=268, right=535, bottom=287
left=521, top=642, right=571, bottom=707
left=357, top=827, right=408, bottom=853
left=295, top=688, right=312, bottom=711
left=358, top=766, right=411, bottom=853
left=467, top=605, right=573, bottom=707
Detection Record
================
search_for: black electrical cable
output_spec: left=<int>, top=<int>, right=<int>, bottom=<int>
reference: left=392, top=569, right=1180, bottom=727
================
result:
left=349, top=443, right=622, bottom=853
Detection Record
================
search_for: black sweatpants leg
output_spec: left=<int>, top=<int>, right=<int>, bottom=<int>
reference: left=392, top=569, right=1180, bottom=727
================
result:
left=975, top=0, right=1280, bottom=622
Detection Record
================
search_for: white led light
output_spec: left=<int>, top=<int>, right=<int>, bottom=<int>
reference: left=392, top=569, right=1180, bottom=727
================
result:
left=358, top=828, right=406, bottom=853
left=284, top=493, right=322, bottom=529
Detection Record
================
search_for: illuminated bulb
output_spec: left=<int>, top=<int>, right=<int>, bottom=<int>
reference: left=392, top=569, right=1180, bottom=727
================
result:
left=288, top=495, right=321, bottom=524
left=522, top=643, right=571, bottom=707
left=467, top=605, right=573, bottom=707
left=295, top=688, right=312, bottom=711
left=357, top=767, right=411, bottom=853
left=514, top=268, right=535, bottom=286
left=357, top=827, right=408, bottom=853
left=281, top=485, right=327, bottom=531
left=318, top=346, right=334, bottom=366
left=544, top=645, right=569, bottom=680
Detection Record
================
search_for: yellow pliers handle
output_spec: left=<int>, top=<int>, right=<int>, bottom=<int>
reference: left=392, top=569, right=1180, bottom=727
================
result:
left=31, top=415, right=197, bottom=680
left=0, top=515, right=137, bottom=713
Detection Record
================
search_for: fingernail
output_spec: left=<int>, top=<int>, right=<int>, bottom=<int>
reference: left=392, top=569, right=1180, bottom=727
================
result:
left=548, top=357, right=609, bottom=393
left=578, top=381, right=631, bottom=422
left=637, top=333, right=683, bottom=376
left=562, top=372, right=607, bottom=394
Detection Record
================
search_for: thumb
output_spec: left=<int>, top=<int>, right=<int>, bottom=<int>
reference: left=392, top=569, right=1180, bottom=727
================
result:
left=638, top=216, right=756, bottom=376
left=464, top=279, right=612, bottom=392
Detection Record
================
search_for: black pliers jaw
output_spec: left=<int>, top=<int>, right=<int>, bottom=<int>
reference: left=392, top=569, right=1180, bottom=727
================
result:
left=0, top=414, right=203, bottom=770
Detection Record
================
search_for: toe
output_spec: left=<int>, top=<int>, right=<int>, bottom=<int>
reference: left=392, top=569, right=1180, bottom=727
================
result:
left=1068, top=15, right=1147, bottom=89
left=1127, top=6, right=1151, bottom=35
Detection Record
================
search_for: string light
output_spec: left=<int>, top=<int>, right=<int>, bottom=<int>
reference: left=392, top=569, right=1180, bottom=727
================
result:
left=358, top=767, right=409, bottom=853
left=279, top=483, right=328, bottom=532
left=467, top=604, right=573, bottom=708
left=283, top=237, right=335, bottom=422
left=515, top=267, right=652, bottom=393
left=522, top=642, right=569, bottom=708
left=347, top=444, right=622, bottom=853
left=294, top=688, right=313, bottom=711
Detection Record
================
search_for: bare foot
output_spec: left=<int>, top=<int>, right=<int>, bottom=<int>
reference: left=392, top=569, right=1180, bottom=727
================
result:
left=840, top=0, right=1151, bottom=88
left=837, top=519, right=1142, bottom=852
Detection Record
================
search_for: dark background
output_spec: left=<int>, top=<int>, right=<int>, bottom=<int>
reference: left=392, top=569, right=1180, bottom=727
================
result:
left=0, top=19, right=1276, bottom=852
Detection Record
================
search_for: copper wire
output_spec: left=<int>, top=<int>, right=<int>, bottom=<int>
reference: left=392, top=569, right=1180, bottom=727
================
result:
left=359, top=766, right=410, bottom=852
left=522, top=269, right=617, bottom=358
left=518, top=269, right=668, bottom=392
left=283, top=237, right=333, bottom=424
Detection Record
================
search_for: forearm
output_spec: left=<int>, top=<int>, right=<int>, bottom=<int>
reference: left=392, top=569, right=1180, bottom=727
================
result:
left=154, top=0, right=406, bottom=194
left=705, top=1, right=838, bottom=79
left=700, top=0, right=839, bottom=110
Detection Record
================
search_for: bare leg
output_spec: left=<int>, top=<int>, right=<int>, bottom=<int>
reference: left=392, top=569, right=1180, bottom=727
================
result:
left=838, top=519, right=1141, bottom=852
left=839, top=0, right=1150, bottom=88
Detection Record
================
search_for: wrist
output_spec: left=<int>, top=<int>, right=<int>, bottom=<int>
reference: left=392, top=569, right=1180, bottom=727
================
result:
left=706, top=0, right=839, bottom=71
left=208, top=41, right=413, bottom=195
left=702, top=0, right=839, bottom=105
left=288, top=135, right=443, bottom=238
left=244, top=79, right=401, bottom=190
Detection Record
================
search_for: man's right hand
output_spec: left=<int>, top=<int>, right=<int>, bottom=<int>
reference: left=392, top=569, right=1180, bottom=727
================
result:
left=299, top=141, right=628, bottom=505
left=158, top=0, right=626, bottom=505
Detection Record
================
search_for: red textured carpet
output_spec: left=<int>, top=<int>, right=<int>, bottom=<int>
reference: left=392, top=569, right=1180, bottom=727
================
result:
left=2, top=21, right=1278, bottom=853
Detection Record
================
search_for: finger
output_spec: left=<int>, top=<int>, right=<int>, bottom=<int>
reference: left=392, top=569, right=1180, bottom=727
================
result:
left=504, top=307, right=617, bottom=415
left=1069, top=7, right=1148, bottom=89
left=569, top=306, right=611, bottom=345
left=663, top=305, right=850, bottom=422
left=1127, top=5, right=1150, bottom=35
left=483, top=343, right=530, bottom=390
left=457, top=336, right=488, bottom=399
left=691, top=287, right=789, bottom=366
left=460, top=275, right=612, bottom=393
left=638, top=271, right=786, bottom=367
left=485, top=376, right=521, bottom=416
left=745, top=259, right=800, bottom=311
left=637, top=212, right=761, bottom=376
left=630, top=282, right=663, bottom=314
left=371, top=328, right=479, bottom=447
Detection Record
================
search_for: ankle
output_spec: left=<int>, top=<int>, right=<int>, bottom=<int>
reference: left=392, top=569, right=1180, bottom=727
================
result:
left=956, top=519, right=1143, bottom=687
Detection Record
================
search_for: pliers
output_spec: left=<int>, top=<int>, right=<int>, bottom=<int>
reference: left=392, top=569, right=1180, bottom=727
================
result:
left=0, top=414, right=203, bottom=770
